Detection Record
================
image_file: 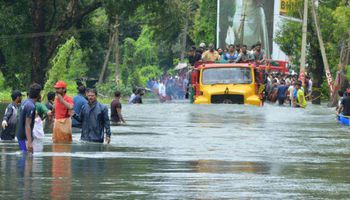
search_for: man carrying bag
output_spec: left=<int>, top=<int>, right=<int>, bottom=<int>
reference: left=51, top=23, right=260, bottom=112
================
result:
left=53, top=81, right=74, bottom=143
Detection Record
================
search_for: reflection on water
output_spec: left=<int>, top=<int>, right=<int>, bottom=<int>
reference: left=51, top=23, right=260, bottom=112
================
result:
left=51, top=144, right=72, bottom=200
left=0, top=102, right=350, bottom=199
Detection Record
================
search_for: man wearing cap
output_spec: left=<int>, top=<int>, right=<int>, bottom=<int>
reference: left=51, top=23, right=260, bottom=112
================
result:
left=53, top=81, right=74, bottom=143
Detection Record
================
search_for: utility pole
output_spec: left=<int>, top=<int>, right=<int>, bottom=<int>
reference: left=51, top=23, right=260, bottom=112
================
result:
left=238, top=1, right=247, bottom=45
left=299, top=0, right=308, bottom=86
left=311, top=0, right=333, bottom=95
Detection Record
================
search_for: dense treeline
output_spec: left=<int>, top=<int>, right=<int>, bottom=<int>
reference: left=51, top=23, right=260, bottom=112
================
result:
left=0, top=0, right=216, bottom=95
left=275, top=0, right=350, bottom=103
left=0, top=0, right=348, bottom=100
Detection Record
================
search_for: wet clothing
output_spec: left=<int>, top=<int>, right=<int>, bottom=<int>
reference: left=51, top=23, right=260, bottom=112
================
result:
left=18, top=140, right=27, bottom=151
left=54, top=95, right=73, bottom=119
left=16, top=99, right=36, bottom=141
left=74, top=102, right=111, bottom=143
left=1, top=103, right=18, bottom=140
left=132, top=95, right=143, bottom=104
left=110, top=99, right=122, bottom=123
left=72, top=94, right=88, bottom=128
left=45, top=101, right=54, bottom=111
left=53, top=118, right=72, bottom=143
left=341, top=96, right=350, bottom=116
left=128, top=93, right=136, bottom=104
left=297, top=89, right=307, bottom=108
left=53, top=94, right=73, bottom=143
left=35, top=102, right=48, bottom=120
left=277, top=85, right=288, bottom=105
left=33, top=103, right=49, bottom=140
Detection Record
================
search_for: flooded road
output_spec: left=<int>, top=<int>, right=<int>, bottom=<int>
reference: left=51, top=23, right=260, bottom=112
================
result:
left=1, top=102, right=350, bottom=199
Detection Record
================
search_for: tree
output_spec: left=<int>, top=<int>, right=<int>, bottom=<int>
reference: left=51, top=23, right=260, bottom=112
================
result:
left=275, top=0, right=349, bottom=104
left=43, top=37, right=87, bottom=94
left=190, top=0, right=217, bottom=46
left=0, top=0, right=102, bottom=88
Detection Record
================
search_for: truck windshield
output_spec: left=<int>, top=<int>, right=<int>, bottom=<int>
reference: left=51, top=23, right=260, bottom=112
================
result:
left=202, top=67, right=252, bottom=85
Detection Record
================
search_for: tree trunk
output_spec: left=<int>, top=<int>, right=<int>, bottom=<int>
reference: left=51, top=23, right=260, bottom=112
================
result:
left=114, top=16, right=120, bottom=83
left=328, top=30, right=350, bottom=107
left=31, top=0, right=46, bottom=85
left=299, top=0, right=308, bottom=86
left=45, top=0, right=102, bottom=83
left=99, top=30, right=117, bottom=84
left=180, top=17, right=189, bottom=61
left=311, top=47, right=324, bottom=105
left=311, top=0, right=333, bottom=96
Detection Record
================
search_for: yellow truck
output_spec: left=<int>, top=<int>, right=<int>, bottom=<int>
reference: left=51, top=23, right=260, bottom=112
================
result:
left=191, top=62, right=263, bottom=106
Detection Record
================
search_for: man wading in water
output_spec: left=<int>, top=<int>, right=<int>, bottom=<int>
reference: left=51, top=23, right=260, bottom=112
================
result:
left=53, top=81, right=74, bottom=143
left=1, top=90, right=22, bottom=140
left=73, top=88, right=111, bottom=144
left=16, top=84, right=42, bottom=152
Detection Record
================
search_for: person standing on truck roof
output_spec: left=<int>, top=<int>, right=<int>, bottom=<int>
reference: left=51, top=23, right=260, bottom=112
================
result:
left=235, top=45, right=254, bottom=63
left=253, top=43, right=266, bottom=65
left=202, top=43, right=220, bottom=62
left=188, top=46, right=202, bottom=66
left=224, top=44, right=238, bottom=63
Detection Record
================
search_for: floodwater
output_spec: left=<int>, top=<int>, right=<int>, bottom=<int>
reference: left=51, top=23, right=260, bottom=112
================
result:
left=0, top=101, right=350, bottom=199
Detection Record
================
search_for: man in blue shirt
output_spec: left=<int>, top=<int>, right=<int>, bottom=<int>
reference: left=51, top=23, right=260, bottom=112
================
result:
left=224, top=44, right=238, bottom=63
left=73, top=88, right=111, bottom=143
left=17, top=83, right=42, bottom=152
left=72, top=85, right=88, bottom=128
left=276, top=80, right=288, bottom=105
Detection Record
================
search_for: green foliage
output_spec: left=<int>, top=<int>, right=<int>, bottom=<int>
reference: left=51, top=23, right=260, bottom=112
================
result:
left=134, top=26, right=158, bottom=66
left=43, top=37, right=87, bottom=94
left=0, top=72, right=7, bottom=89
left=119, top=26, right=161, bottom=88
left=346, top=66, right=350, bottom=80
left=120, top=37, right=136, bottom=87
left=0, top=90, right=11, bottom=103
left=190, top=0, right=217, bottom=45
left=96, top=81, right=132, bottom=97
left=139, top=65, right=163, bottom=85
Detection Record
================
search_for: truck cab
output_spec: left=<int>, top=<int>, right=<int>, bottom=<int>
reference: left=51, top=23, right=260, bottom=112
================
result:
left=192, top=63, right=262, bottom=106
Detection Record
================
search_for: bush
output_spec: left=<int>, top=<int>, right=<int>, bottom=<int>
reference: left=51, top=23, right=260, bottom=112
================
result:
left=96, top=81, right=132, bottom=97
left=43, top=37, right=87, bottom=95
left=139, top=65, right=163, bottom=85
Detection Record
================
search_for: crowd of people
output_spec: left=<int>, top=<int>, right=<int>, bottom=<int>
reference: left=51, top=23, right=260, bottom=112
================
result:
left=188, top=42, right=267, bottom=66
left=141, top=42, right=268, bottom=103
left=145, top=74, right=189, bottom=102
left=264, top=73, right=312, bottom=108
left=1, top=81, right=126, bottom=153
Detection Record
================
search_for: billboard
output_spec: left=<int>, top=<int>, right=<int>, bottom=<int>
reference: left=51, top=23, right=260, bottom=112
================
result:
left=280, top=0, right=298, bottom=16
left=217, top=0, right=275, bottom=58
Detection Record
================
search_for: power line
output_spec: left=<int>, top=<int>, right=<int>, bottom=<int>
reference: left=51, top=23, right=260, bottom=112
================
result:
left=0, top=27, right=106, bottom=40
